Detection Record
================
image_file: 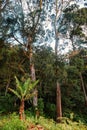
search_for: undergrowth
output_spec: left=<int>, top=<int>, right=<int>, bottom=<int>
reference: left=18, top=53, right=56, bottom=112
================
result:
left=0, top=112, right=87, bottom=130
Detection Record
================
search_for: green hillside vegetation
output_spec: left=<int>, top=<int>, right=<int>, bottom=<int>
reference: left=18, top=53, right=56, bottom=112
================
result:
left=0, top=113, right=87, bottom=130
left=0, top=1, right=87, bottom=130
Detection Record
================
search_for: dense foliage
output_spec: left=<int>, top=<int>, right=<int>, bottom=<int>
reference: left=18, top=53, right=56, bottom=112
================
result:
left=0, top=42, right=87, bottom=123
left=0, top=0, right=87, bottom=129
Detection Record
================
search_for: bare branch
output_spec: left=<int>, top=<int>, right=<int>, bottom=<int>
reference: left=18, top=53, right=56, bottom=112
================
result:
left=0, top=0, right=9, bottom=12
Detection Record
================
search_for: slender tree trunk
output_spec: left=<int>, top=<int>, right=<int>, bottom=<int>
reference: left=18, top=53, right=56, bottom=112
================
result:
left=40, top=0, right=42, bottom=10
left=56, top=82, right=62, bottom=122
left=5, top=75, right=10, bottom=96
left=79, top=72, right=87, bottom=106
left=19, top=99, right=25, bottom=120
left=28, top=36, right=38, bottom=108
left=55, top=0, right=62, bottom=122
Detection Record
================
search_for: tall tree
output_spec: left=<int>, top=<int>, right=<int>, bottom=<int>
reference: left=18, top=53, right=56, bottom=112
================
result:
left=54, top=0, right=75, bottom=122
left=63, top=7, right=87, bottom=50
left=0, top=0, right=44, bottom=108
left=69, top=50, right=87, bottom=106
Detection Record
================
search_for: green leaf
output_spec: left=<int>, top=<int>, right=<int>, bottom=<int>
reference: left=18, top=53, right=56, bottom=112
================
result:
left=32, top=80, right=39, bottom=89
left=15, top=76, right=23, bottom=97
left=23, top=78, right=31, bottom=97
left=8, top=88, right=21, bottom=99
left=8, top=77, right=39, bottom=102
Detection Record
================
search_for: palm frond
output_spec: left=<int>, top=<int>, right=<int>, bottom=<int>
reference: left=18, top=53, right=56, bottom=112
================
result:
left=24, top=79, right=39, bottom=96
left=32, top=80, right=39, bottom=88
left=28, top=84, right=34, bottom=91
left=9, top=77, right=39, bottom=101
left=23, top=78, right=31, bottom=97
left=23, top=78, right=31, bottom=89
left=8, top=88, right=21, bottom=99
left=15, top=76, right=23, bottom=97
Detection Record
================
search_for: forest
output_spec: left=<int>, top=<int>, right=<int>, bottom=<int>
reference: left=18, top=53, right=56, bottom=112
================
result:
left=0, top=0, right=87, bottom=130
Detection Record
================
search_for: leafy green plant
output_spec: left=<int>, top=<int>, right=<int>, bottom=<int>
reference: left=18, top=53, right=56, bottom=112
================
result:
left=1, top=113, right=27, bottom=130
left=0, top=93, right=17, bottom=114
left=38, top=98, right=44, bottom=115
left=0, top=113, right=87, bottom=130
left=8, top=76, right=39, bottom=120
left=45, top=102, right=56, bottom=119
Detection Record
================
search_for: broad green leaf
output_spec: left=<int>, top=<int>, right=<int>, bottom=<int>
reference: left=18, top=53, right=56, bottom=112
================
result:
left=15, top=76, right=23, bottom=97
left=23, top=78, right=31, bottom=90
left=8, top=77, right=39, bottom=102
left=8, top=88, right=21, bottom=99
left=23, top=78, right=31, bottom=97
left=32, top=80, right=39, bottom=88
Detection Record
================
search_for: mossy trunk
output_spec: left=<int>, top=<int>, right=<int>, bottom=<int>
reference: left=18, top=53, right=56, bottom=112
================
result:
left=19, top=99, right=25, bottom=120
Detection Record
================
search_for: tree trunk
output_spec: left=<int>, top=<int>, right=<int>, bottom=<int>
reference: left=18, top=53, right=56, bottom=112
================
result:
left=28, top=36, right=38, bottom=108
left=40, top=0, right=42, bottom=10
left=19, top=99, right=25, bottom=120
left=79, top=72, right=87, bottom=106
left=55, top=0, right=62, bottom=122
left=56, top=82, right=62, bottom=122
left=5, top=75, right=10, bottom=96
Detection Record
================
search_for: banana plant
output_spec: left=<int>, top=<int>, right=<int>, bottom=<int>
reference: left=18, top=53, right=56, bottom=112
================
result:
left=8, top=76, right=39, bottom=120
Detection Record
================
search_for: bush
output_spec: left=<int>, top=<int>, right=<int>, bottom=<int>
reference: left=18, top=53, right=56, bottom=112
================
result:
left=38, top=98, right=44, bottom=115
left=1, top=113, right=27, bottom=130
left=0, top=93, right=18, bottom=113
left=45, top=102, right=56, bottom=119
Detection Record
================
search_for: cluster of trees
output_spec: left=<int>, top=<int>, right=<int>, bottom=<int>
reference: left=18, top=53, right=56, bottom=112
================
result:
left=0, top=0, right=87, bottom=123
left=0, top=41, right=87, bottom=121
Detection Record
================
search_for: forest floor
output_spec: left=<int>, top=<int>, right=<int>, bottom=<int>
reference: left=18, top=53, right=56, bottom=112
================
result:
left=0, top=113, right=87, bottom=130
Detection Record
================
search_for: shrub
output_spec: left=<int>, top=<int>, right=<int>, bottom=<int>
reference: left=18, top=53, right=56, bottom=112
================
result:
left=0, top=93, right=17, bottom=113
left=38, top=98, right=44, bottom=115
left=45, top=102, right=56, bottom=119
left=1, top=113, right=27, bottom=130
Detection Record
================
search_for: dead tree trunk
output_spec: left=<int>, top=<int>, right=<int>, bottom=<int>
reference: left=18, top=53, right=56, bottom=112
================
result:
left=56, top=82, right=62, bottom=122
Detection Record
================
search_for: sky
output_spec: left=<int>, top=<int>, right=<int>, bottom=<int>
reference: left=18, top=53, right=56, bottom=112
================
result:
left=77, top=0, right=87, bottom=7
